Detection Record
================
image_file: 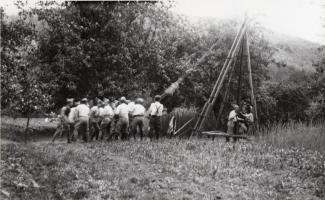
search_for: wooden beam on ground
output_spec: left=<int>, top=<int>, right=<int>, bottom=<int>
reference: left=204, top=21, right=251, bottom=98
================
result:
left=201, top=131, right=250, bottom=140
left=173, top=118, right=194, bottom=137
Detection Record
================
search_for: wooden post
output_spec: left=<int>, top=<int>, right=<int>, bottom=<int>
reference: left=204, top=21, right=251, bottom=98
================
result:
left=161, top=38, right=221, bottom=101
left=215, top=61, right=236, bottom=128
left=245, top=32, right=259, bottom=131
left=192, top=19, right=248, bottom=136
left=194, top=23, right=248, bottom=135
left=233, top=36, right=246, bottom=137
left=236, top=38, right=245, bottom=105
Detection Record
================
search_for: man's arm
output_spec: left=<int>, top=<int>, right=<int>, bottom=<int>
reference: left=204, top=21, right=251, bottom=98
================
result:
left=147, top=103, right=153, bottom=117
left=108, top=106, right=114, bottom=117
left=115, top=105, right=120, bottom=116
left=237, top=112, right=246, bottom=122
left=60, top=107, right=66, bottom=116
left=245, top=114, right=254, bottom=123
left=129, top=104, right=134, bottom=115
left=160, top=104, right=164, bottom=116
left=75, top=107, right=79, bottom=119
left=228, top=111, right=236, bottom=120
left=61, top=107, right=69, bottom=121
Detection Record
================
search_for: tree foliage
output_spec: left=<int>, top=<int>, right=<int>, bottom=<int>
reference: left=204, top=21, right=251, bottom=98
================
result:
left=1, top=5, right=52, bottom=117
left=1, top=0, right=324, bottom=127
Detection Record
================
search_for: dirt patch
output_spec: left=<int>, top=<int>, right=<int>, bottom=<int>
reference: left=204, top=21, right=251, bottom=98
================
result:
left=1, top=117, right=56, bottom=142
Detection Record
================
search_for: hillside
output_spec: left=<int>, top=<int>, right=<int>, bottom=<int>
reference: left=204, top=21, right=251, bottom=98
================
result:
left=263, top=29, right=325, bottom=80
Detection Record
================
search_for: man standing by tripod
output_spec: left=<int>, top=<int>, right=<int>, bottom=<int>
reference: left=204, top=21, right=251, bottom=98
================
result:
left=148, top=95, right=164, bottom=141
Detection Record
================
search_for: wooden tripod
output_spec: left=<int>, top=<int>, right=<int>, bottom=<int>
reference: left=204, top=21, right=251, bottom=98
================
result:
left=191, top=18, right=259, bottom=137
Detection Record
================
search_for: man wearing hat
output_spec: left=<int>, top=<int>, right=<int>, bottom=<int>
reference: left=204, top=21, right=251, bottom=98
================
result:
left=130, top=98, right=146, bottom=140
left=127, top=99, right=136, bottom=114
left=68, top=100, right=80, bottom=142
left=114, top=96, right=131, bottom=140
left=73, top=98, right=90, bottom=142
left=127, top=99, right=136, bottom=135
left=100, top=98, right=115, bottom=140
left=52, top=98, right=74, bottom=143
left=90, top=98, right=101, bottom=141
left=111, top=99, right=119, bottom=110
left=226, top=104, right=240, bottom=142
left=238, top=104, right=254, bottom=135
left=148, top=95, right=164, bottom=141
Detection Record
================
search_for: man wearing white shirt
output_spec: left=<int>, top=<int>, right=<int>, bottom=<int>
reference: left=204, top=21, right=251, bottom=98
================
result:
left=239, top=104, right=254, bottom=135
left=51, top=98, right=73, bottom=143
left=127, top=99, right=136, bottom=133
left=73, top=98, right=90, bottom=142
left=128, top=100, right=135, bottom=114
left=68, top=101, right=79, bottom=142
left=115, top=96, right=130, bottom=140
left=98, top=100, right=105, bottom=120
left=130, top=98, right=146, bottom=140
left=148, top=95, right=164, bottom=141
left=90, top=99, right=101, bottom=141
left=100, top=99, right=115, bottom=140
left=68, top=101, right=79, bottom=124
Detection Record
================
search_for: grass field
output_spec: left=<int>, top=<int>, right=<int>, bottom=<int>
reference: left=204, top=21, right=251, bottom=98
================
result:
left=1, top=116, right=324, bottom=200
left=258, top=122, right=325, bottom=153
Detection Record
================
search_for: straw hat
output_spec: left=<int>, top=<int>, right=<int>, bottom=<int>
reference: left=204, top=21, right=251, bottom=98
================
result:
left=81, top=98, right=88, bottom=102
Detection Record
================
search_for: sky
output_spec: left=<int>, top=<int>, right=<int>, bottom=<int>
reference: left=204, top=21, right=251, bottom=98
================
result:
left=1, top=0, right=325, bottom=44
left=173, top=0, right=325, bottom=44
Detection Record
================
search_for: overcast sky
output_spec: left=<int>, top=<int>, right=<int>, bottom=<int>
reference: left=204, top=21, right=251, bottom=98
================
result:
left=173, top=0, right=325, bottom=45
left=1, top=0, right=325, bottom=44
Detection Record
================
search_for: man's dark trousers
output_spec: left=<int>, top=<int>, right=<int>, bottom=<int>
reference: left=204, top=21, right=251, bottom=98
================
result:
left=149, top=116, right=161, bottom=140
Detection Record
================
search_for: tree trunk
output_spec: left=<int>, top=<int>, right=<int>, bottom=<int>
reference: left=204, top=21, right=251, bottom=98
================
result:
left=24, top=116, right=30, bottom=143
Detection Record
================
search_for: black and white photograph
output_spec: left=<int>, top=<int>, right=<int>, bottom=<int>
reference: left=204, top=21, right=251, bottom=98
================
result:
left=0, top=0, right=324, bottom=199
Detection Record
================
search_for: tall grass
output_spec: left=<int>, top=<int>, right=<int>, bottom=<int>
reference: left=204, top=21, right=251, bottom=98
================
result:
left=162, top=108, right=325, bottom=152
left=258, top=122, right=325, bottom=152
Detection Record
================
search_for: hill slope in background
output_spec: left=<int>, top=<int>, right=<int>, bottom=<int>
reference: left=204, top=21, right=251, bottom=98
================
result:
left=263, top=29, right=325, bottom=80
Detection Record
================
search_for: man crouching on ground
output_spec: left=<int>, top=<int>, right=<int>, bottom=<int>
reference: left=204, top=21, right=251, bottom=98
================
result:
left=226, top=104, right=239, bottom=142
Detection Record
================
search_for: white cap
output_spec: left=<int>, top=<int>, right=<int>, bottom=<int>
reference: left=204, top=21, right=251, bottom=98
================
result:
left=120, top=96, right=126, bottom=101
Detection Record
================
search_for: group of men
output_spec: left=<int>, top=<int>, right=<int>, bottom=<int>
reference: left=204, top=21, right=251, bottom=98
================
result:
left=226, top=102, right=254, bottom=142
left=51, top=95, right=164, bottom=143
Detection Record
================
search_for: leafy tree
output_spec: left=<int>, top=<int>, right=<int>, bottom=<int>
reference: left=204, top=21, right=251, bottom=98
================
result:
left=5, top=0, right=311, bottom=129
left=1, top=4, right=52, bottom=142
